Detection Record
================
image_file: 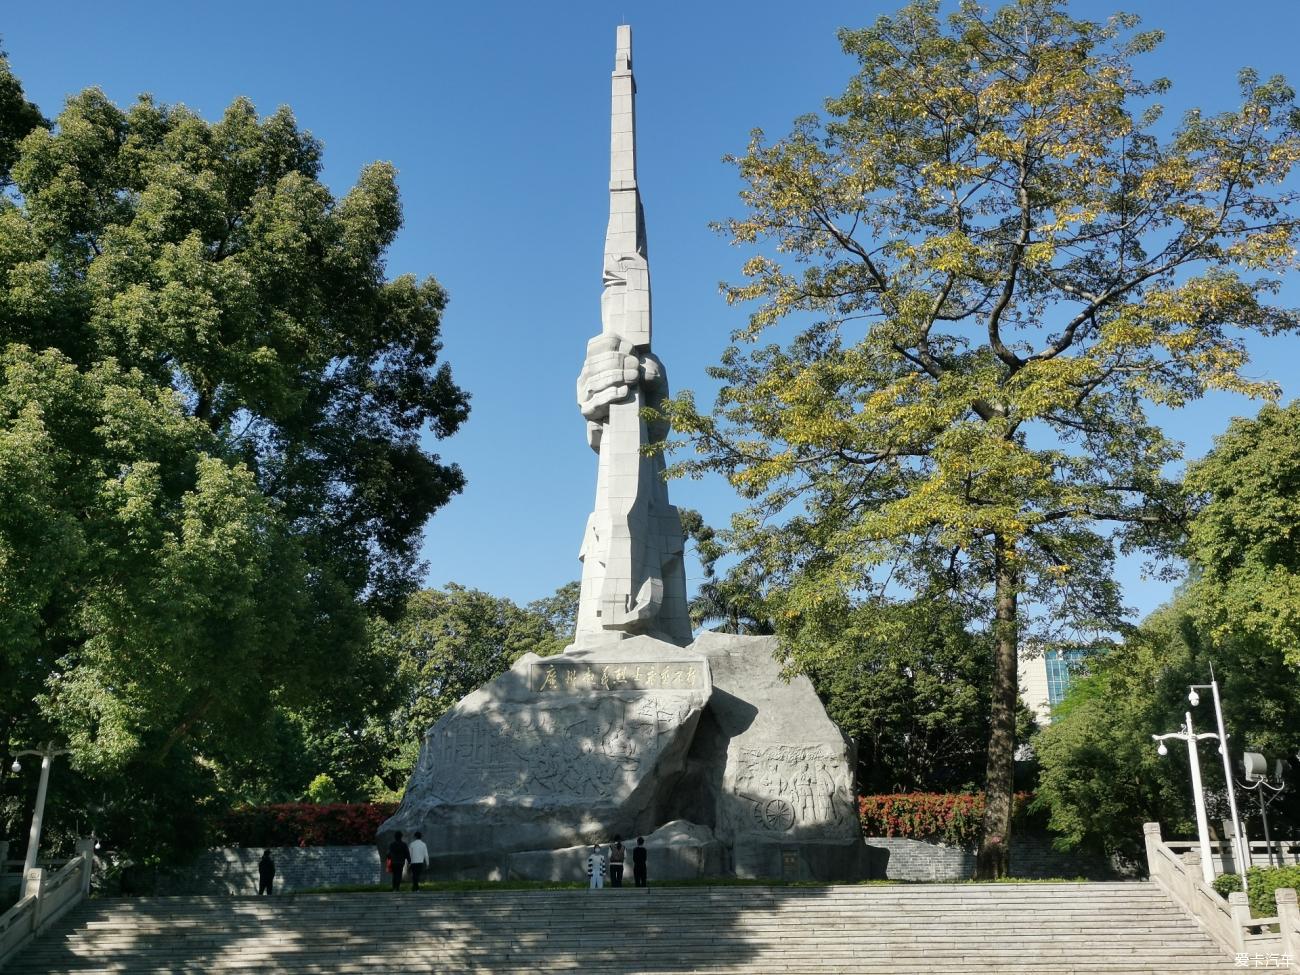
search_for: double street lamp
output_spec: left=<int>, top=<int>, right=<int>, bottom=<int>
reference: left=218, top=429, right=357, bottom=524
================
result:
left=1240, top=752, right=1289, bottom=869
left=1153, top=673, right=1249, bottom=892
left=1188, top=678, right=1248, bottom=890
left=1153, top=712, right=1220, bottom=885
left=9, top=741, right=71, bottom=898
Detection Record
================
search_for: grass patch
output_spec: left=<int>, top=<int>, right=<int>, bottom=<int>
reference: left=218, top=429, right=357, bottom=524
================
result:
left=297, top=878, right=915, bottom=894
left=964, top=876, right=1095, bottom=884
left=292, top=876, right=1079, bottom=895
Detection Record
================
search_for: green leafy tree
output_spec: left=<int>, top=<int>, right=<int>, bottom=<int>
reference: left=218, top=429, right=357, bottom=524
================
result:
left=304, top=773, right=342, bottom=805
left=0, top=74, right=468, bottom=856
left=798, top=596, right=1035, bottom=792
left=1034, top=583, right=1300, bottom=862
left=1032, top=601, right=1202, bottom=862
left=678, top=509, right=773, bottom=635
left=525, top=580, right=582, bottom=644
left=1039, top=399, right=1300, bottom=863
left=0, top=48, right=45, bottom=185
left=1185, top=401, right=1300, bottom=671
left=665, top=0, right=1300, bottom=875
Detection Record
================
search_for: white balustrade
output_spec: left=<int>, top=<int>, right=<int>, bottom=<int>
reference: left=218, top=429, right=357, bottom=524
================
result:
left=0, top=838, right=94, bottom=969
left=1144, top=821, right=1295, bottom=968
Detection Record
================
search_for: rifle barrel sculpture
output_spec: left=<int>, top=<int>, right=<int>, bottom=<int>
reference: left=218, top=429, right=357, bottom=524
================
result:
left=572, top=25, right=691, bottom=649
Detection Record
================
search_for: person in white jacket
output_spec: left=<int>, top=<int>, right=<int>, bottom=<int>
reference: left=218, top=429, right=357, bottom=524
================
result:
left=586, top=844, right=607, bottom=890
left=407, top=832, right=430, bottom=891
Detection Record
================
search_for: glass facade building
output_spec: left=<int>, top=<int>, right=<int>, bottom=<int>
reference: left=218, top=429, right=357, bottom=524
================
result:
left=1044, top=648, right=1087, bottom=706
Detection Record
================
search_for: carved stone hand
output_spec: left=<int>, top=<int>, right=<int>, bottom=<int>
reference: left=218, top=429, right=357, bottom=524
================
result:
left=577, top=333, right=640, bottom=422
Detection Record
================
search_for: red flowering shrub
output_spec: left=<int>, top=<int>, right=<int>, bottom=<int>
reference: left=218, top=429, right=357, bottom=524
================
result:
left=217, top=803, right=398, bottom=848
left=857, top=793, right=1033, bottom=846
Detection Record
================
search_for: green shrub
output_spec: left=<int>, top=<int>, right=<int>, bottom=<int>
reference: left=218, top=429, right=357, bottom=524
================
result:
left=304, top=774, right=341, bottom=805
left=1212, top=873, right=1243, bottom=898
left=1209, top=865, right=1300, bottom=919
left=1242, top=864, right=1300, bottom=919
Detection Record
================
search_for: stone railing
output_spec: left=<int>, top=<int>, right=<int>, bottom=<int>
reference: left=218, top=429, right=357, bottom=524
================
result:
left=0, top=839, right=94, bottom=970
left=1145, top=822, right=1297, bottom=971
left=1165, top=837, right=1300, bottom=874
left=1280, top=889, right=1300, bottom=971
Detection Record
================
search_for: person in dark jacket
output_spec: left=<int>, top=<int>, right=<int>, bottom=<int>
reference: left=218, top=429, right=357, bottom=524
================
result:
left=387, top=832, right=410, bottom=892
left=632, top=836, right=648, bottom=887
left=257, top=850, right=275, bottom=895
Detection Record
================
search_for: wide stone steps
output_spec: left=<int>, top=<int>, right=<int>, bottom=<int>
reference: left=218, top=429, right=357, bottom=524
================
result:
left=7, top=882, right=1241, bottom=974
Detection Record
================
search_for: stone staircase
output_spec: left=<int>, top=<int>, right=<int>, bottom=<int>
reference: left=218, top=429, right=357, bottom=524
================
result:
left=5, top=881, right=1241, bottom=974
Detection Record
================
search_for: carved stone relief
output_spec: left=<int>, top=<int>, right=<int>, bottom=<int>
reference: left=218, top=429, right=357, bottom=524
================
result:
left=420, top=695, right=696, bottom=805
left=729, top=744, right=854, bottom=834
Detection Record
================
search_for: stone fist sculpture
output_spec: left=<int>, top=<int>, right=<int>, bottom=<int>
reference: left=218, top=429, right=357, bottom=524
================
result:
left=577, top=334, right=640, bottom=423
left=577, top=333, right=668, bottom=450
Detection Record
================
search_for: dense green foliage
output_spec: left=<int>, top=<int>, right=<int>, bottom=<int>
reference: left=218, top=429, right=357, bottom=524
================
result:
left=1186, top=402, right=1300, bottom=671
left=1035, top=402, right=1300, bottom=862
left=1031, top=603, right=1206, bottom=862
left=796, top=596, right=1036, bottom=791
left=0, top=56, right=469, bottom=859
left=1212, top=865, right=1300, bottom=919
left=664, top=0, right=1300, bottom=875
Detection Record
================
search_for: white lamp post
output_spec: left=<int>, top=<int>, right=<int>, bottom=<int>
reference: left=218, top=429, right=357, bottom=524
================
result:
left=9, top=742, right=71, bottom=899
left=1189, top=675, right=1248, bottom=891
left=1153, top=712, right=1220, bottom=885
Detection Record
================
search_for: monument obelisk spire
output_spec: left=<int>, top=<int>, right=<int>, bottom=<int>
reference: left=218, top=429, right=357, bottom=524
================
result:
left=604, top=25, right=650, bottom=347
left=572, top=25, right=691, bottom=649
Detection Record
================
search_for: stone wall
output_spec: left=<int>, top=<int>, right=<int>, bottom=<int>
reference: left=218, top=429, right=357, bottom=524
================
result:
left=864, top=833, right=1123, bottom=881
left=159, top=846, right=382, bottom=896
left=162, top=833, right=1121, bottom=894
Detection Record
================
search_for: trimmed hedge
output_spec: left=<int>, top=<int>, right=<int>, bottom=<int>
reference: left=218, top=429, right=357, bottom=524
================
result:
left=858, top=793, right=1034, bottom=846
left=217, top=803, right=397, bottom=848
left=220, top=795, right=1050, bottom=849
left=1212, top=864, right=1300, bottom=918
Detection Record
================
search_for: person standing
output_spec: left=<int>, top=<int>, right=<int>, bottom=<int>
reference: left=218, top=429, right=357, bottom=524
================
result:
left=387, top=832, right=410, bottom=892
left=586, top=843, right=607, bottom=890
left=632, top=836, right=648, bottom=888
left=608, top=836, right=626, bottom=887
left=257, top=850, right=275, bottom=896
left=408, top=831, right=430, bottom=891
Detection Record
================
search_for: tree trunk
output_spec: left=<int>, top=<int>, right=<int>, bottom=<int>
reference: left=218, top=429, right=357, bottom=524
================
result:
left=977, top=536, right=1018, bottom=879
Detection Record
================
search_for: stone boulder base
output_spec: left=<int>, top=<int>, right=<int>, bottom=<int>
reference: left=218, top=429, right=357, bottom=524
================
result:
left=378, top=637, right=710, bottom=878
left=665, top=632, right=866, bottom=881
left=380, top=632, right=867, bottom=882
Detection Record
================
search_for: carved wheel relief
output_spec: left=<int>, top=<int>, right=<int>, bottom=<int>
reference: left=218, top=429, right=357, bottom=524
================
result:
left=730, top=744, right=852, bottom=832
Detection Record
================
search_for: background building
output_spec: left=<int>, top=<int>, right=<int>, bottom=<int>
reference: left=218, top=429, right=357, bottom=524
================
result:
left=1019, top=648, right=1089, bottom=726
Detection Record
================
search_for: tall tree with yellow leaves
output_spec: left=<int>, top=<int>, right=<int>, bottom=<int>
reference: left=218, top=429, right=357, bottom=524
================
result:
left=666, top=0, right=1300, bottom=876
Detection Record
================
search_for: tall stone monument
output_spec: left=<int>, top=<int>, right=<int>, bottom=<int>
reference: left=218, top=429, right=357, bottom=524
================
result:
left=574, top=24, right=691, bottom=649
left=378, top=26, right=866, bottom=883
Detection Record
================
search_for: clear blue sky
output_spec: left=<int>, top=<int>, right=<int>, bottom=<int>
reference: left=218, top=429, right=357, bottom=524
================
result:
left=5, top=1, right=1298, bottom=623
